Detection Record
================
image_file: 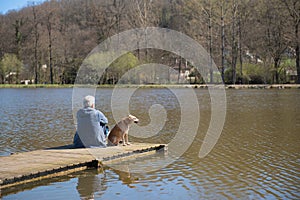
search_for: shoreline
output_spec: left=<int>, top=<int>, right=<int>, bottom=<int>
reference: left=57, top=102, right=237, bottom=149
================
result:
left=0, top=83, right=299, bottom=89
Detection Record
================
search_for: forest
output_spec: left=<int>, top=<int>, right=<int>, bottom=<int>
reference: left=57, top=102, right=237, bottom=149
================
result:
left=0, top=0, right=299, bottom=85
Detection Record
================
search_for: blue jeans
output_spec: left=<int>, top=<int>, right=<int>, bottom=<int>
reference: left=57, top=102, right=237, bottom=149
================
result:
left=73, top=131, right=84, bottom=148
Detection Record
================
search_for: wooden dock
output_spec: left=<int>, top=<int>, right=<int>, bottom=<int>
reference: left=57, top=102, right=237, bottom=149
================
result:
left=0, top=143, right=166, bottom=189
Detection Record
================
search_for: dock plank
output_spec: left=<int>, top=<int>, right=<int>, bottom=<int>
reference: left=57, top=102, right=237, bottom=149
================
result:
left=0, top=143, right=166, bottom=188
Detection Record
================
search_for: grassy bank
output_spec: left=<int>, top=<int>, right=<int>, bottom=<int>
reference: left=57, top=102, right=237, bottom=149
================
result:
left=1, top=83, right=300, bottom=89
left=0, top=84, right=74, bottom=88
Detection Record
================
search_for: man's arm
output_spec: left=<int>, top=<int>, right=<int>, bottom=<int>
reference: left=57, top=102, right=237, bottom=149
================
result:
left=97, top=110, right=108, bottom=124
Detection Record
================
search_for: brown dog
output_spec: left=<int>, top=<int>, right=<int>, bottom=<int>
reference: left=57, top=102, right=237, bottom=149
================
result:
left=108, top=115, right=139, bottom=146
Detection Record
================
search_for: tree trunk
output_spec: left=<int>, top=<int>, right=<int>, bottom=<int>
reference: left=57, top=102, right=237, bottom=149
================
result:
left=14, top=19, right=23, bottom=84
left=282, top=0, right=300, bottom=84
left=274, top=57, right=281, bottom=84
left=1, top=74, right=4, bottom=84
left=208, top=3, right=213, bottom=84
left=47, top=14, right=54, bottom=84
left=32, top=5, right=39, bottom=84
left=178, top=57, right=182, bottom=83
left=296, top=23, right=300, bottom=84
left=231, top=0, right=237, bottom=84
left=221, top=5, right=225, bottom=82
left=238, top=16, right=243, bottom=83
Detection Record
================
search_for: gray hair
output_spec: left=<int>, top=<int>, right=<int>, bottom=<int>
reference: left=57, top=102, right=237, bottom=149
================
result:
left=83, top=95, right=95, bottom=108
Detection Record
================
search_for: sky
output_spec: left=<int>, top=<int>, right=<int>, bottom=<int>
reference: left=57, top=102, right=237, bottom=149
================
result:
left=0, top=0, right=45, bottom=14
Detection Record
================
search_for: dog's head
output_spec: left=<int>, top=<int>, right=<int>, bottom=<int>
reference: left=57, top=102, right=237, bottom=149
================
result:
left=127, top=114, right=139, bottom=124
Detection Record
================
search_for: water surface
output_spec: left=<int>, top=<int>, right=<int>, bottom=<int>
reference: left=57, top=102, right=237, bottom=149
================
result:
left=1, top=88, right=299, bottom=199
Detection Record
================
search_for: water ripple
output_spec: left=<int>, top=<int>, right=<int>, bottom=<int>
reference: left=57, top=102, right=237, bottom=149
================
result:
left=1, top=88, right=300, bottom=199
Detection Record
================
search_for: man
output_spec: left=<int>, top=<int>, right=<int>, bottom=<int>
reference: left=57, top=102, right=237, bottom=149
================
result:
left=73, top=95, right=108, bottom=148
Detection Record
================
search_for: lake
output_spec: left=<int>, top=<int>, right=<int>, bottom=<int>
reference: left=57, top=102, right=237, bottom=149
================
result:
left=1, top=87, right=300, bottom=199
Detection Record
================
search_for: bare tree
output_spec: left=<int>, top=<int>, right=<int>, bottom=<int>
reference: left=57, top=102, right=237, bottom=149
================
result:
left=30, top=3, right=40, bottom=84
left=230, top=0, right=238, bottom=84
left=219, top=0, right=228, bottom=82
left=126, top=0, right=158, bottom=60
left=89, top=0, right=125, bottom=44
left=263, top=1, right=288, bottom=83
left=0, top=0, right=298, bottom=85
left=13, top=18, right=26, bottom=83
left=46, top=11, right=54, bottom=84
left=236, top=0, right=251, bottom=83
left=282, top=0, right=300, bottom=83
left=202, top=0, right=215, bottom=83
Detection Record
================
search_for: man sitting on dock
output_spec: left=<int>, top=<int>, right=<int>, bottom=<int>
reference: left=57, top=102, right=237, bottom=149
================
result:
left=73, top=95, right=108, bottom=148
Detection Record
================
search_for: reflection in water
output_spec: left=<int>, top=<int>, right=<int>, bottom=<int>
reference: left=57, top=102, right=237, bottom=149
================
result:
left=112, top=166, right=139, bottom=188
left=1, top=88, right=300, bottom=199
left=76, top=169, right=107, bottom=200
